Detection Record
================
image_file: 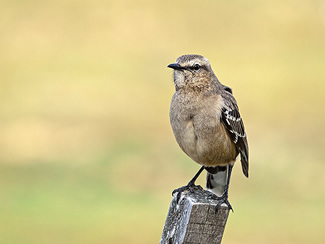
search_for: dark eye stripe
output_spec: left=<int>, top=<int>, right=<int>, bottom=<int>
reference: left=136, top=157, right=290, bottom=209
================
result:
left=184, top=64, right=208, bottom=71
left=193, top=64, right=200, bottom=70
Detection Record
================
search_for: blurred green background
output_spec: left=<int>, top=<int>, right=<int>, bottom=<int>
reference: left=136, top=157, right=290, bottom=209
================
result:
left=1, top=0, right=325, bottom=243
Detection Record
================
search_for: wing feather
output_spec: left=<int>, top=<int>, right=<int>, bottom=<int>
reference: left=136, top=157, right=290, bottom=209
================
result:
left=221, top=92, right=249, bottom=177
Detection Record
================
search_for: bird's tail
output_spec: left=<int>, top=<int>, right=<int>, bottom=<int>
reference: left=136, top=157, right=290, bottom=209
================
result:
left=206, top=166, right=228, bottom=196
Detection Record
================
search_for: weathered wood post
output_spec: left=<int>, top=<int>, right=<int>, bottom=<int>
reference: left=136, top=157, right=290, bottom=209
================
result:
left=160, top=186, right=229, bottom=244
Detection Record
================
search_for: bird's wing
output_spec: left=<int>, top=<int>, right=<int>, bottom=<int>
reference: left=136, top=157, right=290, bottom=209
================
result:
left=220, top=92, right=249, bottom=177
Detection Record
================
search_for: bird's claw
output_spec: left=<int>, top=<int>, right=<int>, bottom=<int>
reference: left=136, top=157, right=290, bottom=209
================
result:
left=215, top=197, right=233, bottom=213
left=208, top=193, right=233, bottom=213
left=172, top=184, right=203, bottom=203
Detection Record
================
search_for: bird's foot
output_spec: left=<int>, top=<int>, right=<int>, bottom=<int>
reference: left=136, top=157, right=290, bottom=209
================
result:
left=208, top=193, right=233, bottom=213
left=172, top=183, right=203, bottom=203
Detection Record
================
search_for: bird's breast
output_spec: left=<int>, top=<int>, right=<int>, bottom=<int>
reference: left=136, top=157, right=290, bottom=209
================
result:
left=170, top=93, right=237, bottom=167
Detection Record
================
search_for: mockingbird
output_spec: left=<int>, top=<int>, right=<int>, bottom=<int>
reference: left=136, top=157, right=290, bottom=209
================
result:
left=168, top=54, right=249, bottom=211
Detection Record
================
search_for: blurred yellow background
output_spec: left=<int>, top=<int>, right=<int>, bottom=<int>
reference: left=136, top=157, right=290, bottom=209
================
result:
left=1, top=0, right=325, bottom=243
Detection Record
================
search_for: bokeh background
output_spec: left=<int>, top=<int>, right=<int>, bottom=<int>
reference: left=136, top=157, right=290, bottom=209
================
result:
left=1, top=0, right=325, bottom=243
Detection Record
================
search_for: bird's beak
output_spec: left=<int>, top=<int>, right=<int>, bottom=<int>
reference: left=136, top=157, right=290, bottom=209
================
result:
left=167, top=63, right=184, bottom=70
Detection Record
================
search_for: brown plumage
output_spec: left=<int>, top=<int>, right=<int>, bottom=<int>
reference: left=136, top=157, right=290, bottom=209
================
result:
left=168, top=54, right=249, bottom=210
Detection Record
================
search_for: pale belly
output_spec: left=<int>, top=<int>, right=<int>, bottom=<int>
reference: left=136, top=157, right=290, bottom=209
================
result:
left=170, top=92, right=237, bottom=167
left=172, top=119, right=237, bottom=167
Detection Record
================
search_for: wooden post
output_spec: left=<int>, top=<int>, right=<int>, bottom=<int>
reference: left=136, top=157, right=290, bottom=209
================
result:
left=160, top=186, right=229, bottom=244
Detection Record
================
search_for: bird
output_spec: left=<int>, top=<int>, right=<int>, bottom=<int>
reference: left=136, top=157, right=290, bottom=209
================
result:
left=167, top=54, right=249, bottom=211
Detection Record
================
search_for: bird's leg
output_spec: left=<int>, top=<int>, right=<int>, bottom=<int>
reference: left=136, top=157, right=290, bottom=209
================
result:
left=172, top=166, right=204, bottom=203
left=210, top=164, right=234, bottom=212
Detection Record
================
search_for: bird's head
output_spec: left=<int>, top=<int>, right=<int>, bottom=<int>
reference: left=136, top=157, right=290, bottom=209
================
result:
left=168, top=54, right=218, bottom=92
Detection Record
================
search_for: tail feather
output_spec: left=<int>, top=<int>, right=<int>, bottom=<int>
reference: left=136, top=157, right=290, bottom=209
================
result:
left=239, top=141, right=249, bottom=178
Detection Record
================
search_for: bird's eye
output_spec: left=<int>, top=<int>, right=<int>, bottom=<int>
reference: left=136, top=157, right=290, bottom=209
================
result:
left=192, top=64, right=200, bottom=71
